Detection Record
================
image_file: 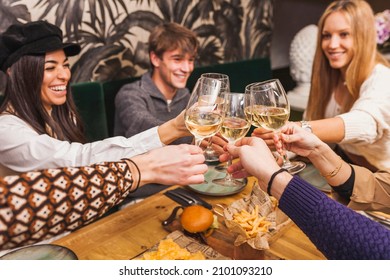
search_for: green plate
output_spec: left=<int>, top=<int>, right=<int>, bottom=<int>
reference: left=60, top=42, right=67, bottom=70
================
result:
left=297, top=163, right=332, bottom=193
left=187, top=164, right=247, bottom=196
left=0, top=244, right=78, bottom=260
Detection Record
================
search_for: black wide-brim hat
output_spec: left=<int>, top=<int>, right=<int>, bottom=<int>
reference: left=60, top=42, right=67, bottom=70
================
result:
left=0, top=20, right=81, bottom=72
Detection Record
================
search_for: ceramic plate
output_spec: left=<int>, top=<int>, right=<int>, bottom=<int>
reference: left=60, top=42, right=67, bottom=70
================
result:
left=0, top=244, right=78, bottom=260
left=298, top=163, right=332, bottom=193
left=364, top=211, right=390, bottom=228
left=187, top=164, right=247, bottom=196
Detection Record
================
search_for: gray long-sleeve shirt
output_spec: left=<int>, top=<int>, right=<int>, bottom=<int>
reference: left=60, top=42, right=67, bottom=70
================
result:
left=114, top=71, right=192, bottom=145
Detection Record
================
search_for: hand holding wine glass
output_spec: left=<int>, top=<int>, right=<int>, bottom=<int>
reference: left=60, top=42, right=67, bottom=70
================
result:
left=212, top=92, right=251, bottom=188
left=184, top=77, right=224, bottom=147
left=246, top=79, right=306, bottom=174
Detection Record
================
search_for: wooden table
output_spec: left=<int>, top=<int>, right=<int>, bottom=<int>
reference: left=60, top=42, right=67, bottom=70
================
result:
left=53, top=171, right=327, bottom=260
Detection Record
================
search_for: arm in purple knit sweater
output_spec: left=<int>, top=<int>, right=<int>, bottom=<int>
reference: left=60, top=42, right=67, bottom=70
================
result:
left=221, top=137, right=390, bottom=260
left=280, top=176, right=390, bottom=259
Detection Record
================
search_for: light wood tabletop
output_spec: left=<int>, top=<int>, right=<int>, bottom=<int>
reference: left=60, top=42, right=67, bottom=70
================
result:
left=52, top=171, right=327, bottom=260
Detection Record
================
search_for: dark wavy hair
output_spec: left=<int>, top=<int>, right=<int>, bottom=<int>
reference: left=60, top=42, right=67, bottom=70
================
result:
left=0, top=54, right=86, bottom=143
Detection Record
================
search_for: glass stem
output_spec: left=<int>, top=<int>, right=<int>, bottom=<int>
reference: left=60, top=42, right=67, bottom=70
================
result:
left=277, top=130, right=291, bottom=167
left=206, top=137, right=213, bottom=149
left=225, top=156, right=234, bottom=181
left=281, top=147, right=293, bottom=168
left=195, top=137, right=203, bottom=147
left=282, top=153, right=289, bottom=164
left=224, top=140, right=234, bottom=181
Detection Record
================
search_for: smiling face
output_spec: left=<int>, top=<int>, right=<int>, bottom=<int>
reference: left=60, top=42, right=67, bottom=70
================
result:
left=41, top=49, right=71, bottom=113
left=150, top=48, right=195, bottom=99
left=321, top=11, right=354, bottom=75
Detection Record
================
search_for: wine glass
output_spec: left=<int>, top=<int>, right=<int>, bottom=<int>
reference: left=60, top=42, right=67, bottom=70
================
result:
left=212, top=92, right=251, bottom=188
left=184, top=77, right=224, bottom=147
left=200, top=73, right=230, bottom=162
left=246, top=79, right=306, bottom=174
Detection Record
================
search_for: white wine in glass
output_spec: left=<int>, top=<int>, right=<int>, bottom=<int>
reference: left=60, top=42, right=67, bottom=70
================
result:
left=184, top=77, right=224, bottom=147
left=201, top=73, right=230, bottom=162
left=253, top=106, right=289, bottom=131
left=212, top=92, right=251, bottom=188
left=246, top=79, right=306, bottom=174
left=185, top=111, right=223, bottom=143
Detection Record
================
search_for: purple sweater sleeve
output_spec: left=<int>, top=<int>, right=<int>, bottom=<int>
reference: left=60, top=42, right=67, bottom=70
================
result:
left=279, top=176, right=390, bottom=260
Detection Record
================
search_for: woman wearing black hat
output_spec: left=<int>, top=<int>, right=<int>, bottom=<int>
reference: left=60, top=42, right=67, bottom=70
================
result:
left=0, top=21, right=195, bottom=177
left=0, top=21, right=208, bottom=253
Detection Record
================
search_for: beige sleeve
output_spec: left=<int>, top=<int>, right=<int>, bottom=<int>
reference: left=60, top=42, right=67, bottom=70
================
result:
left=347, top=165, right=390, bottom=214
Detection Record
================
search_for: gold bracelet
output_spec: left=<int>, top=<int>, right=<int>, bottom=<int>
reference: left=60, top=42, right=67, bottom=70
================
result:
left=320, top=157, right=343, bottom=179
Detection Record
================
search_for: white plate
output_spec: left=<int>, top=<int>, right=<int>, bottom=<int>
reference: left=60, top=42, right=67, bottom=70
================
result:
left=0, top=244, right=78, bottom=260
left=364, top=211, right=390, bottom=228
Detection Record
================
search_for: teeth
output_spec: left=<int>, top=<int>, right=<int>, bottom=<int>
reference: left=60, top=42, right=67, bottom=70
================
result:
left=50, top=86, right=66, bottom=91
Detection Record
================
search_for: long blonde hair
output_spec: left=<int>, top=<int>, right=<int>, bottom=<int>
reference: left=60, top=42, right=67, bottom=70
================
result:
left=305, top=0, right=390, bottom=120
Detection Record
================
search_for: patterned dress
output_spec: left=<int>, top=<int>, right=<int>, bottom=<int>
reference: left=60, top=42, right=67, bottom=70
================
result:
left=0, top=160, right=138, bottom=250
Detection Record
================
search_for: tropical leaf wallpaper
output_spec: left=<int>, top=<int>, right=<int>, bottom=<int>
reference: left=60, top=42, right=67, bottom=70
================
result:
left=0, top=0, right=273, bottom=88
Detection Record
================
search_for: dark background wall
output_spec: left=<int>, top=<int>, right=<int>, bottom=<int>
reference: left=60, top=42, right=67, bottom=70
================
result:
left=0, top=0, right=273, bottom=94
left=0, top=0, right=273, bottom=84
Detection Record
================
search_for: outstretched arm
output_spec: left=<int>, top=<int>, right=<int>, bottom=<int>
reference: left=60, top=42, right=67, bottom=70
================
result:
left=276, top=122, right=390, bottom=213
left=251, top=117, right=345, bottom=149
left=0, top=144, right=207, bottom=250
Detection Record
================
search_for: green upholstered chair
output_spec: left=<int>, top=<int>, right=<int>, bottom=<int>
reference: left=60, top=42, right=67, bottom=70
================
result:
left=102, top=76, right=140, bottom=137
left=71, top=81, right=109, bottom=142
left=187, top=57, right=272, bottom=92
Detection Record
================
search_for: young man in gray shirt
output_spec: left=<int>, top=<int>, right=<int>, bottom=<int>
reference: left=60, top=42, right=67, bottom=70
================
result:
left=114, top=22, right=199, bottom=199
left=114, top=22, right=199, bottom=145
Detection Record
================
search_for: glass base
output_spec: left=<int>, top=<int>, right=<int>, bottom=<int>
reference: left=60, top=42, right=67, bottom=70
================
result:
left=188, top=165, right=247, bottom=196
left=282, top=160, right=306, bottom=175
left=204, top=149, right=220, bottom=162
left=212, top=176, right=247, bottom=188
left=214, top=163, right=227, bottom=171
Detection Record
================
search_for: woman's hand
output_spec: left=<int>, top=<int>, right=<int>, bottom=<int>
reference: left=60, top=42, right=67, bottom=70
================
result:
left=200, top=133, right=227, bottom=154
left=220, top=137, right=280, bottom=185
left=218, top=137, right=294, bottom=199
left=132, top=144, right=208, bottom=186
left=275, top=122, right=323, bottom=158
left=251, top=127, right=276, bottom=149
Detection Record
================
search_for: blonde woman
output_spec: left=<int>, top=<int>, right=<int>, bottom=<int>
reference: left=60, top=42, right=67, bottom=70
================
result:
left=254, top=0, right=390, bottom=172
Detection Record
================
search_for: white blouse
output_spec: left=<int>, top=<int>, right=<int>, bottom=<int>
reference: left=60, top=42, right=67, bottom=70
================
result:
left=324, top=93, right=342, bottom=119
left=0, top=114, right=163, bottom=176
left=325, top=64, right=390, bottom=170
